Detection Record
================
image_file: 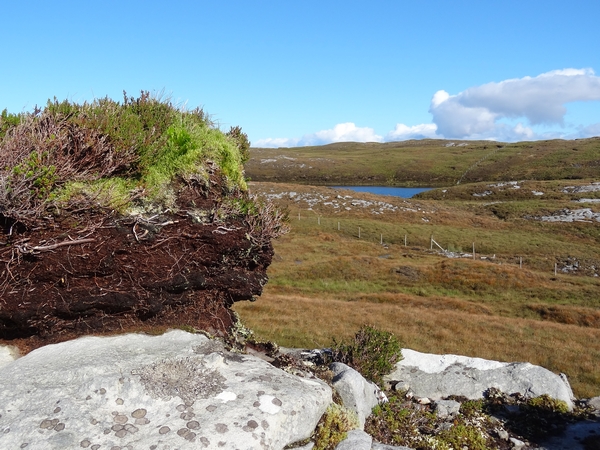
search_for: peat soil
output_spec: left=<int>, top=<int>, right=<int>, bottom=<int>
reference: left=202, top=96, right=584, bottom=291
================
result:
left=0, top=179, right=273, bottom=353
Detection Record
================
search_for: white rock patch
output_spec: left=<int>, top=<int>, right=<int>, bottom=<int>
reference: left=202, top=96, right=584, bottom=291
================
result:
left=386, top=349, right=575, bottom=410
left=0, top=330, right=332, bottom=450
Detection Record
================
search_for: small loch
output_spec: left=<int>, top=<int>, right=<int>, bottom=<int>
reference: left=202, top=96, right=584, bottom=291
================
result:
left=332, top=186, right=433, bottom=198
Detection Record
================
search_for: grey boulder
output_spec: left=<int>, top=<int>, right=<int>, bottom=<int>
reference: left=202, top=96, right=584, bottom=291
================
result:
left=0, top=330, right=332, bottom=450
left=433, top=399, right=461, bottom=419
left=330, top=362, right=386, bottom=429
left=385, top=349, right=575, bottom=410
left=334, top=429, right=372, bottom=450
left=588, top=396, right=600, bottom=414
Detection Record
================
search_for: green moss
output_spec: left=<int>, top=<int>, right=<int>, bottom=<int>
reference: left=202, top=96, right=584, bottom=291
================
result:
left=312, top=403, right=359, bottom=450
left=459, top=399, right=485, bottom=417
left=438, top=423, right=490, bottom=450
left=55, top=178, right=138, bottom=214
left=526, top=394, right=570, bottom=414
left=367, top=395, right=437, bottom=447
left=142, top=116, right=246, bottom=204
left=366, top=394, right=496, bottom=450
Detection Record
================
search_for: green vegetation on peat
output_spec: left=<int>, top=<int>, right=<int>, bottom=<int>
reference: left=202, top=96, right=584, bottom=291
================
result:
left=0, top=91, right=251, bottom=228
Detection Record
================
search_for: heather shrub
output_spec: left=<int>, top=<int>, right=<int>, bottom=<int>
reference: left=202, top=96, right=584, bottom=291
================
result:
left=332, top=325, right=402, bottom=386
left=0, top=91, right=251, bottom=228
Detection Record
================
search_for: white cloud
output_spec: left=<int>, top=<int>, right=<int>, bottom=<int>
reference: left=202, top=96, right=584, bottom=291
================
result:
left=431, top=90, right=450, bottom=108
left=512, top=123, right=535, bottom=140
left=540, top=68, right=595, bottom=77
left=454, top=122, right=537, bottom=142
left=385, top=123, right=439, bottom=140
left=255, top=68, right=600, bottom=147
left=254, top=122, right=382, bottom=148
left=565, top=122, right=600, bottom=140
left=253, top=137, right=300, bottom=148
left=430, top=68, right=600, bottom=139
left=311, top=123, right=383, bottom=144
left=581, top=122, right=600, bottom=137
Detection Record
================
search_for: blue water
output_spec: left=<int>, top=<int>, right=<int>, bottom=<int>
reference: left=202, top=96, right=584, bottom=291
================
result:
left=332, top=186, right=433, bottom=198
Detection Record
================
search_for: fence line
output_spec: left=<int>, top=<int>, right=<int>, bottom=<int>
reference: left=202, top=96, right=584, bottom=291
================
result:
left=292, top=212, right=568, bottom=274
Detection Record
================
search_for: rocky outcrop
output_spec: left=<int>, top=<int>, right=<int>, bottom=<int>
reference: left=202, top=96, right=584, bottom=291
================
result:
left=2, top=335, right=598, bottom=450
left=335, top=429, right=372, bottom=450
left=0, top=330, right=331, bottom=450
left=385, top=349, right=575, bottom=410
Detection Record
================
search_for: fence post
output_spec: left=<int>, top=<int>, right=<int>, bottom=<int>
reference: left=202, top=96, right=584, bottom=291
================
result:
left=404, top=234, right=407, bottom=247
left=358, top=227, right=361, bottom=239
left=338, top=222, right=340, bottom=231
left=519, top=257, right=522, bottom=269
left=298, top=212, right=301, bottom=220
left=430, top=235, right=433, bottom=250
left=472, top=242, right=475, bottom=260
left=380, top=234, right=383, bottom=245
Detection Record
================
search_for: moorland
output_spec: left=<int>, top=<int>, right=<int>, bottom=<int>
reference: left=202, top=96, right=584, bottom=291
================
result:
left=235, top=137, right=600, bottom=398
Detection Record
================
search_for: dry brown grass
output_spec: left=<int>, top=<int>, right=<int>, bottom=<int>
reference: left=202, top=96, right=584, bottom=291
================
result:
left=526, top=304, right=600, bottom=328
left=233, top=181, right=600, bottom=398
left=234, top=293, right=600, bottom=398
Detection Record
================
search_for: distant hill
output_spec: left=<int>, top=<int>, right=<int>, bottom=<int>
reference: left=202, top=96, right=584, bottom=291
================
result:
left=246, top=137, right=600, bottom=186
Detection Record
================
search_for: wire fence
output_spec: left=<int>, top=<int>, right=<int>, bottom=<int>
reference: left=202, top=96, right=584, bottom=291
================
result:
left=292, top=212, right=569, bottom=275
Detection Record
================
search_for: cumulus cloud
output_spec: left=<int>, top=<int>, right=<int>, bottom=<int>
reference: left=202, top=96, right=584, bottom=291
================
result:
left=581, top=122, right=600, bottom=136
left=565, top=122, right=600, bottom=140
left=255, top=68, right=600, bottom=146
left=254, top=122, right=382, bottom=148
left=430, top=68, right=600, bottom=139
left=385, top=123, right=439, bottom=140
left=310, top=122, right=383, bottom=144
left=252, top=137, right=298, bottom=148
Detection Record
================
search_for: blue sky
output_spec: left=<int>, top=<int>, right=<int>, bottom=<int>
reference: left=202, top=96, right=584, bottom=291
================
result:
left=1, top=1, right=599, bottom=147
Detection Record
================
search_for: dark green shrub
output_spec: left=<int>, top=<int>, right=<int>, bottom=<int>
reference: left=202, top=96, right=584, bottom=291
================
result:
left=0, top=108, right=21, bottom=140
left=226, top=125, right=251, bottom=164
left=332, top=325, right=402, bottom=386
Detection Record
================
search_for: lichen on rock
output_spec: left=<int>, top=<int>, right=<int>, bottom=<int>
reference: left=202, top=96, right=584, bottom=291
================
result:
left=132, top=356, right=227, bottom=403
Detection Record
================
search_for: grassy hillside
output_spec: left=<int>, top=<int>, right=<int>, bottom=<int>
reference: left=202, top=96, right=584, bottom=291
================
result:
left=246, top=137, right=600, bottom=186
left=236, top=180, right=600, bottom=398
